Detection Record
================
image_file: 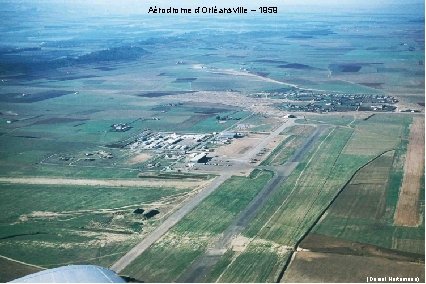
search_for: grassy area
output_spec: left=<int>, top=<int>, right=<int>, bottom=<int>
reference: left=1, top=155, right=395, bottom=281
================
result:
left=301, top=114, right=358, bottom=127
left=0, top=98, right=247, bottom=179
left=262, top=125, right=315, bottom=166
left=313, top=140, right=424, bottom=255
left=246, top=115, right=412, bottom=245
left=122, top=170, right=273, bottom=282
left=191, top=110, right=250, bottom=133
left=215, top=243, right=291, bottom=283
left=312, top=153, right=399, bottom=248
left=343, top=114, right=412, bottom=156
left=0, top=163, right=140, bottom=179
left=203, top=250, right=236, bottom=282
left=245, top=127, right=361, bottom=244
left=0, top=134, right=142, bottom=179
left=174, top=170, right=273, bottom=236
left=0, top=183, right=192, bottom=268
left=230, top=113, right=281, bottom=132
left=197, top=114, right=418, bottom=282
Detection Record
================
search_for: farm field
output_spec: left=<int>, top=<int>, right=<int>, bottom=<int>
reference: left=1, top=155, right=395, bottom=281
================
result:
left=214, top=241, right=291, bottom=283
left=121, top=170, right=273, bottom=282
left=0, top=182, right=197, bottom=282
left=394, top=117, right=425, bottom=226
left=283, top=116, right=424, bottom=282
left=283, top=251, right=425, bottom=283
left=301, top=113, right=361, bottom=127
left=244, top=126, right=357, bottom=244
left=262, top=125, right=316, bottom=166
left=0, top=257, right=42, bottom=283
left=0, top=2, right=424, bottom=282
left=200, top=114, right=415, bottom=282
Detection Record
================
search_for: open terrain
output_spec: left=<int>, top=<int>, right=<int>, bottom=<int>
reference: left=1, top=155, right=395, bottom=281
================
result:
left=0, top=257, right=43, bottom=283
left=195, top=114, right=423, bottom=283
left=283, top=251, right=424, bottom=283
left=283, top=117, right=424, bottom=282
left=261, top=125, right=316, bottom=166
left=215, top=134, right=267, bottom=158
left=0, top=181, right=201, bottom=282
left=0, top=3, right=424, bottom=283
left=394, top=117, right=425, bottom=227
left=121, top=170, right=274, bottom=282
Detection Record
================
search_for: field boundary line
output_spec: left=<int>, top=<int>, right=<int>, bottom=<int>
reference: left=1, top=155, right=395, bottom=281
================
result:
left=275, top=148, right=396, bottom=283
left=215, top=250, right=241, bottom=283
left=48, top=250, right=130, bottom=267
left=291, top=127, right=354, bottom=246
left=257, top=127, right=334, bottom=237
left=0, top=254, right=45, bottom=270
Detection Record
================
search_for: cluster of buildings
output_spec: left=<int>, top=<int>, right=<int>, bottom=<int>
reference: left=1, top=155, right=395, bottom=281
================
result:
left=252, top=89, right=399, bottom=113
left=85, top=150, right=113, bottom=159
left=56, top=150, right=114, bottom=164
left=110, top=123, right=131, bottom=132
left=126, top=130, right=247, bottom=172
left=278, top=92, right=398, bottom=113
left=187, top=152, right=209, bottom=163
left=287, top=92, right=398, bottom=104
left=129, top=132, right=210, bottom=151
left=212, top=131, right=245, bottom=145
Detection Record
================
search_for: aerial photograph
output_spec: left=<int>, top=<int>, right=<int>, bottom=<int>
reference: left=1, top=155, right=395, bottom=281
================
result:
left=0, top=0, right=424, bottom=282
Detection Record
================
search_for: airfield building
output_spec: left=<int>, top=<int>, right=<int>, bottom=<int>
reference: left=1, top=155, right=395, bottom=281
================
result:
left=189, top=153, right=208, bottom=163
left=219, top=132, right=244, bottom=139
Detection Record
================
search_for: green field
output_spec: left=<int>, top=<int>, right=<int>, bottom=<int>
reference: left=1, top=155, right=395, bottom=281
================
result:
left=284, top=131, right=424, bottom=282
left=253, top=115, right=411, bottom=244
left=0, top=183, right=192, bottom=272
left=313, top=158, right=425, bottom=254
left=299, top=114, right=359, bottom=127
left=0, top=96, right=248, bottom=179
left=213, top=242, right=291, bottom=283
left=244, top=126, right=358, bottom=244
left=312, top=144, right=424, bottom=255
left=3, top=113, right=413, bottom=283
left=230, top=113, right=282, bottom=132
left=204, top=114, right=414, bottom=281
left=122, top=170, right=273, bottom=282
left=262, top=125, right=316, bottom=166
left=0, top=7, right=424, bottom=283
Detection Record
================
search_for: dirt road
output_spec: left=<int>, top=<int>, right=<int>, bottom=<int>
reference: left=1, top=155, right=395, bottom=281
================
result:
left=0, top=177, right=201, bottom=189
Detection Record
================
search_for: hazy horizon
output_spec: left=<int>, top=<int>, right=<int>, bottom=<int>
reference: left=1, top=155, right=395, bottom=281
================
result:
left=0, top=0, right=424, bottom=17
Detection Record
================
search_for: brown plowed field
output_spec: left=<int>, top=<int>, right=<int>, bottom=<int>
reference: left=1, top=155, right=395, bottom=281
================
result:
left=0, top=257, right=42, bottom=282
left=394, top=117, right=425, bottom=227
left=282, top=251, right=425, bottom=283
